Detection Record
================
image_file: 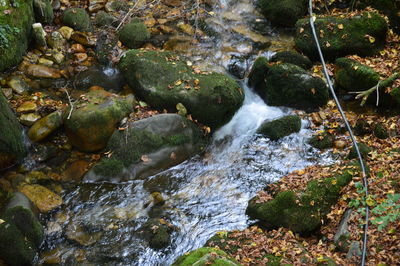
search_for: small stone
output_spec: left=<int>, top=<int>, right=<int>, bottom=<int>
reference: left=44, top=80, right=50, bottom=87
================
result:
left=8, top=76, right=31, bottom=94
left=47, top=31, right=66, bottom=50
left=38, top=58, right=54, bottom=66
left=62, top=160, right=89, bottom=181
left=19, top=184, right=63, bottom=213
left=20, top=113, right=41, bottom=126
left=58, top=26, right=74, bottom=40
left=17, top=102, right=37, bottom=113
left=89, top=0, right=107, bottom=12
left=74, top=53, right=88, bottom=62
left=50, top=52, right=65, bottom=65
left=26, top=64, right=62, bottom=79
left=1, top=88, right=13, bottom=99
left=70, top=43, right=85, bottom=53
left=334, top=140, right=346, bottom=149
left=32, top=23, right=47, bottom=48
left=71, top=32, right=96, bottom=47
left=28, top=111, right=64, bottom=142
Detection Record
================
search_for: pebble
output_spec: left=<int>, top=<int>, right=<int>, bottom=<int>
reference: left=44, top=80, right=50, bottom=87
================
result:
left=47, top=31, right=66, bottom=50
left=334, top=140, right=346, bottom=149
left=20, top=113, right=41, bottom=126
left=71, top=32, right=96, bottom=47
left=58, top=26, right=74, bottom=40
left=88, top=0, right=107, bottom=12
left=38, top=57, right=54, bottom=66
left=26, top=64, right=62, bottom=79
left=17, top=101, right=37, bottom=113
left=70, top=43, right=85, bottom=53
left=8, top=76, right=30, bottom=94
left=74, top=53, right=88, bottom=62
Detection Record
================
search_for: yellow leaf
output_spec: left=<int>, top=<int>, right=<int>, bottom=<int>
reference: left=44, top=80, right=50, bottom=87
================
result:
left=338, top=24, right=344, bottom=30
left=366, top=195, right=375, bottom=207
left=368, top=35, right=375, bottom=43
left=175, top=80, right=182, bottom=86
left=331, top=179, right=337, bottom=185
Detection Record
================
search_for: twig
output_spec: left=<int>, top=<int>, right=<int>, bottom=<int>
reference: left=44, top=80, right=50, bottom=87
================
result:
left=63, top=88, right=74, bottom=119
left=116, top=0, right=140, bottom=31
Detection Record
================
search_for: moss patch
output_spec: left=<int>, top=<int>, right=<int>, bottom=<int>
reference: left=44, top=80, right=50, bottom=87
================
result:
left=172, top=247, right=241, bottom=266
left=258, top=0, right=307, bottom=27
left=270, top=51, right=312, bottom=70
left=257, top=115, right=301, bottom=141
left=62, top=8, right=91, bottom=31
left=118, top=18, right=150, bottom=48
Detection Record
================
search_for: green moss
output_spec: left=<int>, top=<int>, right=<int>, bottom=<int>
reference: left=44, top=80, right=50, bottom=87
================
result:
left=110, top=0, right=130, bottom=12
left=270, top=51, right=312, bottom=70
left=353, top=119, right=371, bottom=136
left=94, top=11, right=117, bottom=27
left=92, top=157, right=125, bottom=177
left=0, top=91, right=26, bottom=169
left=295, top=12, right=388, bottom=60
left=62, top=8, right=91, bottom=31
left=257, top=115, right=301, bottom=141
left=248, top=56, right=270, bottom=96
left=0, top=221, right=36, bottom=266
left=334, top=58, right=380, bottom=92
left=347, top=143, right=372, bottom=159
left=308, top=133, right=334, bottom=150
left=118, top=50, right=244, bottom=129
left=373, top=122, right=389, bottom=139
left=172, top=247, right=241, bottom=266
left=264, top=254, right=282, bottom=266
left=33, top=0, right=54, bottom=24
left=258, top=0, right=307, bottom=27
left=118, top=19, right=150, bottom=49
left=149, top=225, right=170, bottom=249
left=247, top=165, right=355, bottom=234
left=263, top=63, right=329, bottom=110
left=0, top=0, right=34, bottom=72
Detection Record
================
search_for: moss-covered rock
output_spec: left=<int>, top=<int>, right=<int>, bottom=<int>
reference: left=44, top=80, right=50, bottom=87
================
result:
left=118, top=18, right=150, bottom=48
left=94, top=11, right=117, bottom=27
left=33, top=0, right=54, bottom=24
left=247, top=56, right=270, bottom=95
left=295, top=12, right=388, bottom=61
left=347, top=143, right=372, bottom=159
left=109, top=0, right=129, bottom=12
left=172, top=247, right=241, bottom=266
left=64, top=89, right=135, bottom=152
left=334, top=57, right=380, bottom=92
left=270, top=51, right=312, bottom=70
left=257, top=0, right=307, bottom=27
left=62, top=8, right=91, bottom=31
left=28, top=110, right=63, bottom=142
left=85, top=114, right=206, bottom=182
left=262, top=63, right=329, bottom=110
left=118, top=50, right=244, bottom=129
left=19, top=184, right=62, bottom=213
left=257, top=115, right=301, bottom=141
left=308, top=133, right=335, bottom=150
left=373, top=122, right=389, bottom=139
left=0, top=0, right=35, bottom=72
left=353, top=119, right=371, bottom=136
left=247, top=164, right=356, bottom=234
left=0, top=91, right=26, bottom=170
left=0, top=192, right=43, bottom=266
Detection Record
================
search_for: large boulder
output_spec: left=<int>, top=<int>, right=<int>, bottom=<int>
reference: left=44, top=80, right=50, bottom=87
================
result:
left=64, top=89, right=135, bottom=152
left=269, top=51, right=312, bottom=70
left=295, top=12, right=388, bottom=61
left=118, top=50, right=244, bottom=129
left=0, top=0, right=34, bottom=72
left=257, top=115, right=301, bottom=141
left=85, top=114, right=206, bottom=182
left=246, top=165, right=356, bottom=234
left=0, top=92, right=26, bottom=170
left=258, top=63, right=329, bottom=110
left=0, top=192, right=44, bottom=266
left=257, top=0, right=307, bottom=27
left=172, top=247, right=241, bottom=266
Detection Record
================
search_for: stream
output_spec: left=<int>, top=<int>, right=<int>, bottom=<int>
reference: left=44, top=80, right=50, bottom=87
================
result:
left=38, top=0, right=334, bottom=264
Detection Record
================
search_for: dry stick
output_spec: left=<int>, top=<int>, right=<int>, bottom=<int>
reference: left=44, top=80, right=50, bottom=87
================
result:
left=349, top=72, right=399, bottom=106
left=63, top=87, right=74, bottom=120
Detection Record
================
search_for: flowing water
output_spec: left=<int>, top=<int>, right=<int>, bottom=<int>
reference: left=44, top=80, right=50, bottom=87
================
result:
left=39, top=0, right=334, bottom=264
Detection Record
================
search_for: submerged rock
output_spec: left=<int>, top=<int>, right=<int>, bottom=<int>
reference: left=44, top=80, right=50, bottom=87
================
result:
left=257, top=115, right=301, bottom=141
left=0, top=192, right=44, bottom=266
left=85, top=114, right=206, bottom=182
left=257, top=0, right=307, bottom=27
left=74, top=65, right=125, bottom=91
left=28, top=110, right=63, bottom=142
left=254, top=63, right=329, bottom=110
left=0, top=91, right=26, bottom=170
left=64, top=89, right=134, bottom=152
left=295, top=12, right=388, bottom=60
left=0, top=0, right=34, bottom=72
left=118, top=18, right=150, bottom=48
left=118, top=50, right=244, bottom=128
left=62, top=8, right=91, bottom=32
left=172, top=247, right=241, bottom=266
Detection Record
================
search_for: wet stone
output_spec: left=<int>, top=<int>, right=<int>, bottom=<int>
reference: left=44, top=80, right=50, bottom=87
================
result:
left=71, top=43, right=86, bottom=53
left=74, top=53, right=88, bottom=62
left=71, top=32, right=96, bottom=47
left=8, top=76, right=31, bottom=95
left=32, top=23, right=47, bottom=48
left=20, top=113, right=42, bottom=126
left=47, top=31, right=66, bottom=50
left=58, top=26, right=74, bottom=40
left=28, top=110, right=64, bottom=142
left=17, top=102, right=37, bottom=113
left=19, top=184, right=63, bottom=213
left=26, top=64, right=62, bottom=79
left=65, top=223, right=102, bottom=246
left=38, top=58, right=54, bottom=66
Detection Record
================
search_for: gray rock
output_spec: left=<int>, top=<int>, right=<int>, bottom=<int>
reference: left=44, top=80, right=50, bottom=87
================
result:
left=346, top=241, right=362, bottom=260
left=334, top=208, right=352, bottom=252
